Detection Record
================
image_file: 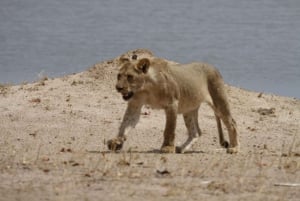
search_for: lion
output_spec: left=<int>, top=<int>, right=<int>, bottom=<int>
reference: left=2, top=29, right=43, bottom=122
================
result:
left=107, top=56, right=239, bottom=154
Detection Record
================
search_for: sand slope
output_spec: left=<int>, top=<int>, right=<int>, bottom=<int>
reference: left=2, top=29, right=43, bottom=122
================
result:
left=0, top=50, right=299, bottom=201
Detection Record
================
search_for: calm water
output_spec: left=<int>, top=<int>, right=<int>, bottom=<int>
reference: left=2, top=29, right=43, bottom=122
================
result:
left=1, top=0, right=300, bottom=98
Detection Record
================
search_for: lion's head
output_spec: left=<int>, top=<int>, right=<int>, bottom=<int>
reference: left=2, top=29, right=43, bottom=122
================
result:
left=118, top=49, right=154, bottom=65
left=115, top=58, right=150, bottom=101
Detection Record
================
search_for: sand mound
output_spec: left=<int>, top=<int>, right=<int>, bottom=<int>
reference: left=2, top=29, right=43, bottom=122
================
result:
left=0, top=49, right=299, bottom=201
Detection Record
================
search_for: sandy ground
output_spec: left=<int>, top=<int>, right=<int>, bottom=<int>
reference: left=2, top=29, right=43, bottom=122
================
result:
left=0, top=50, right=299, bottom=201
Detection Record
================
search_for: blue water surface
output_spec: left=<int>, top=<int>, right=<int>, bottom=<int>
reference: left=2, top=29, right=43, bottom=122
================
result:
left=0, top=0, right=299, bottom=98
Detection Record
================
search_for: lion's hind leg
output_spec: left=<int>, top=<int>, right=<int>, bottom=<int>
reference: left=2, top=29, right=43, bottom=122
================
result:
left=215, top=114, right=229, bottom=148
left=207, top=76, right=239, bottom=154
left=177, top=109, right=201, bottom=153
left=219, top=114, right=239, bottom=154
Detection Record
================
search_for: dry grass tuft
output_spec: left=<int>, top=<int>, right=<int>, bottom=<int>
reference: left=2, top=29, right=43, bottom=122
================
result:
left=0, top=83, right=10, bottom=95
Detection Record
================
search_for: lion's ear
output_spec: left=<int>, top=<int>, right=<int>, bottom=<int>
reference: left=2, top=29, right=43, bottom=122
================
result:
left=136, top=58, right=150, bottom=74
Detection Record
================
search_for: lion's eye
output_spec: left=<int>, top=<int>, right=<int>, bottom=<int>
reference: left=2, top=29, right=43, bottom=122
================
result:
left=117, top=74, right=121, bottom=80
left=127, top=75, right=134, bottom=82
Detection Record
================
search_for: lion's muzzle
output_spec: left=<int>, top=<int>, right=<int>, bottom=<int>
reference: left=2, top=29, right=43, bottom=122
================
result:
left=116, top=85, right=134, bottom=101
left=122, top=91, right=134, bottom=101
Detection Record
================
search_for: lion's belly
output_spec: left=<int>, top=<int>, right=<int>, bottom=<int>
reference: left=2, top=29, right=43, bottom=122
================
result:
left=144, top=93, right=173, bottom=110
left=176, top=74, right=209, bottom=114
left=142, top=86, right=209, bottom=114
left=177, top=89, right=206, bottom=114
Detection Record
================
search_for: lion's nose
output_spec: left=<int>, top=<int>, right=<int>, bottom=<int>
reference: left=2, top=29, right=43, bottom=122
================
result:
left=116, top=85, right=123, bottom=92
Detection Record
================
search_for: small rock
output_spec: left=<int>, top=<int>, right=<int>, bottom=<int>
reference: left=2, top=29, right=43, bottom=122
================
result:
left=257, top=108, right=275, bottom=116
left=29, top=98, right=41, bottom=103
left=156, top=169, right=171, bottom=176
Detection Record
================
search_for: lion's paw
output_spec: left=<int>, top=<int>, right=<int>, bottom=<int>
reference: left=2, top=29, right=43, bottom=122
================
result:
left=107, top=138, right=124, bottom=151
left=160, top=146, right=175, bottom=154
left=227, top=146, right=239, bottom=154
left=175, top=146, right=184, bottom=154
left=221, top=141, right=229, bottom=148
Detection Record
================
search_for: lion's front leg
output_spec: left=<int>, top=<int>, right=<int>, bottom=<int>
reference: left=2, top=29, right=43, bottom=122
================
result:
left=161, top=102, right=178, bottom=153
left=107, top=102, right=142, bottom=151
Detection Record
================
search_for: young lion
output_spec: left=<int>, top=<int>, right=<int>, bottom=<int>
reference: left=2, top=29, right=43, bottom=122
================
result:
left=107, top=57, right=239, bottom=154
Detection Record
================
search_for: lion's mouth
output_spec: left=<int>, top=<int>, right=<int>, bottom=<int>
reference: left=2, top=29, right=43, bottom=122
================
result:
left=122, top=92, right=134, bottom=101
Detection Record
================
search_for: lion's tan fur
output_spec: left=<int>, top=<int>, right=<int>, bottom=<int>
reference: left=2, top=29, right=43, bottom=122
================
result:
left=108, top=51, right=239, bottom=154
